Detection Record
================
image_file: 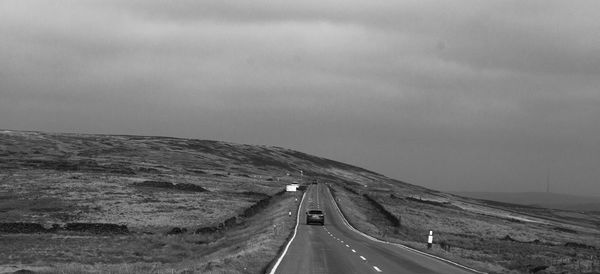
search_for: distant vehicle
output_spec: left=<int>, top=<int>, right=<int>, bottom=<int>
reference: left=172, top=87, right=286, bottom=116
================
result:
left=306, top=209, right=325, bottom=225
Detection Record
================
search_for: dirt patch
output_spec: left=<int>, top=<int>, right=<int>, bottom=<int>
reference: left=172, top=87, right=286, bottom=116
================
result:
left=195, top=226, right=218, bottom=234
left=64, top=223, right=129, bottom=234
left=0, top=223, right=47, bottom=233
left=0, top=222, right=128, bottom=235
left=554, top=226, right=578, bottom=234
left=529, top=265, right=549, bottom=273
left=13, top=270, right=37, bottom=274
left=166, top=227, right=188, bottom=235
left=132, top=181, right=208, bottom=192
left=564, top=241, right=596, bottom=249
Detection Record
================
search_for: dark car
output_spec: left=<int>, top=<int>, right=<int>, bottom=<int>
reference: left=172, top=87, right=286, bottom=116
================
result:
left=306, top=209, right=325, bottom=225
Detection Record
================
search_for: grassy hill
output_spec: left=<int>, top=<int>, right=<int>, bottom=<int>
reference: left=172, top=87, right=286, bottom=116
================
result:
left=0, top=129, right=411, bottom=274
left=1, top=129, right=600, bottom=274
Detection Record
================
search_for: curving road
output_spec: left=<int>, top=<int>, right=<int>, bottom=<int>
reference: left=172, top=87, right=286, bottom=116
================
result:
left=271, top=184, right=482, bottom=274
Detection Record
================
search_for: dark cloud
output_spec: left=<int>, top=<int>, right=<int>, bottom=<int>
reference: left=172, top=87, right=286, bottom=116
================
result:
left=1, top=0, right=599, bottom=195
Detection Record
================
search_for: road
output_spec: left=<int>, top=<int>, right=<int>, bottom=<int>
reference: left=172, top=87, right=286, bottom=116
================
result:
left=271, top=184, right=481, bottom=274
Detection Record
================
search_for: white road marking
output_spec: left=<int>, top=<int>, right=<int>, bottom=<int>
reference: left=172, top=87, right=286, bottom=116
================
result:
left=345, top=244, right=349, bottom=247
left=341, top=240, right=344, bottom=243
left=352, top=249, right=356, bottom=253
left=268, top=192, right=307, bottom=274
left=325, top=187, right=487, bottom=274
left=360, top=256, right=367, bottom=261
left=373, top=266, right=382, bottom=272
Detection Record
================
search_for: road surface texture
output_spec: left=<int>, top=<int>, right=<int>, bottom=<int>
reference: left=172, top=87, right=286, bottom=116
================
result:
left=272, top=184, right=481, bottom=274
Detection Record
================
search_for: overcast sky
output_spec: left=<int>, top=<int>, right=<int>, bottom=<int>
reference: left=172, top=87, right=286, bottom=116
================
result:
left=2, top=1, right=599, bottom=196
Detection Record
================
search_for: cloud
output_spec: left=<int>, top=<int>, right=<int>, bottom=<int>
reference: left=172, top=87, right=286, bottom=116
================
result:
left=1, top=0, right=599, bottom=195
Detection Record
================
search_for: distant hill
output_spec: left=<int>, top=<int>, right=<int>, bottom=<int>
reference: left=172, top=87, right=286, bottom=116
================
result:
left=452, top=191, right=600, bottom=211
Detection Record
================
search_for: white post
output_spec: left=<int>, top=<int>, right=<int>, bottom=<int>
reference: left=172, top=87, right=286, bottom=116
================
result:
left=427, top=230, right=433, bottom=249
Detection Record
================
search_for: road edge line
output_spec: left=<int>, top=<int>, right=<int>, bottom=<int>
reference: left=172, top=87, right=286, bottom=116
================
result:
left=267, top=191, right=307, bottom=274
left=326, top=185, right=487, bottom=274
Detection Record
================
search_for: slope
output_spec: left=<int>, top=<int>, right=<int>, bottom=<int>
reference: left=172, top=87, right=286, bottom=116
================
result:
left=1, top=130, right=600, bottom=274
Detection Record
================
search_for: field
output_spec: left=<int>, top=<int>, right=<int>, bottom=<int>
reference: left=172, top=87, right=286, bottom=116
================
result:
left=329, top=183, right=600, bottom=274
left=2, top=129, right=600, bottom=274
left=0, top=130, right=306, bottom=273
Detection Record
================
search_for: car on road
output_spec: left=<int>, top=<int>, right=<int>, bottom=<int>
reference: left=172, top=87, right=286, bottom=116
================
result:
left=306, top=209, right=325, bottom=225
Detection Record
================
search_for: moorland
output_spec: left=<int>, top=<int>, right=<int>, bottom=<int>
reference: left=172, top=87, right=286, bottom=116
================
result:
left=1, top=130, right=600, bottom=274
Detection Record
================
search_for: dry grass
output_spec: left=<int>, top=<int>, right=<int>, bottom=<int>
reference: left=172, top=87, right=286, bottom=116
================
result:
left=330, top=184, right=600, bottom=274
left=0, top=191, right=302, bottom=274
left=0, top=171, right=255, bottom=229
left=0, top=130, right=309, bottom=273
left=6, top=130, right=600, bottom=273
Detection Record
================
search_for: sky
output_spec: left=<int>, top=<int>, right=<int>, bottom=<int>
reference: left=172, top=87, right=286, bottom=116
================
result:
left=1, top=0, right=599, bottom=196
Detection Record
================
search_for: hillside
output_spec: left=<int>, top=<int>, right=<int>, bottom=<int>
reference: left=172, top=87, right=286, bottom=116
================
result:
left=452, top=192, right=600, bottom=212
left=2, top=130, right=600, bottom=274
left=0, top=129, right=417, bottom=273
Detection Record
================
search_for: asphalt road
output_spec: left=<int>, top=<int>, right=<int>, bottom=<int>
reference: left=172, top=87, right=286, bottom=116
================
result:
left=271, top=184, right=481, bottom=274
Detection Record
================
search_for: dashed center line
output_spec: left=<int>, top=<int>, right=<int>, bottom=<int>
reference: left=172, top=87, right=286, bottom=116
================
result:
left=328, top=231, right=377, bottom=273
left=311, top=188, right=387, bottom=273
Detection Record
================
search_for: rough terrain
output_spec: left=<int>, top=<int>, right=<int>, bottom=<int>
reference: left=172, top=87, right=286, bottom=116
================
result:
left=1, top=130, right=600, bottom=273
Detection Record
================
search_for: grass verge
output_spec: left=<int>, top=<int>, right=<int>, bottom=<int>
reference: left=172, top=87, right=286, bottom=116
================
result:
left=1, top=191, right=302, bottom=274
left=329, top=184, right=600, bottom=274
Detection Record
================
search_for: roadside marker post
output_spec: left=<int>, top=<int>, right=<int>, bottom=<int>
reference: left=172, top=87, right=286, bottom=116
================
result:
left=326, top=187, right=487, bottom=274
left=427, top=231, right=433, bottom=249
